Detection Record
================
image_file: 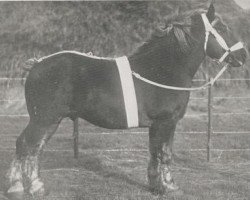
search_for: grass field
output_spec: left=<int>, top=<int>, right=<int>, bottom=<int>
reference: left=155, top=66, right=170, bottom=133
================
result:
left=0, top=84, right=249, bottom=200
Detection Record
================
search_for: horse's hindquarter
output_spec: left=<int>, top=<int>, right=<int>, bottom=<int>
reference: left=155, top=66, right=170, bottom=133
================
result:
left=73, top=56, right=128, bottom=129
left=25, top=55, right=76, bottom=123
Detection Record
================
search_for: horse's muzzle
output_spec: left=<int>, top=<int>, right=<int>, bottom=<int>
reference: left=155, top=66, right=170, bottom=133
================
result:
left=226, top=47, right=248, bottom=68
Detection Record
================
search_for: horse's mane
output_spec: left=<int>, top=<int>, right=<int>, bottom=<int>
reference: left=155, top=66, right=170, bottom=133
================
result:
left=132, top=7, right=232, bottom=61
left=131, top=8, right=207, bottom=59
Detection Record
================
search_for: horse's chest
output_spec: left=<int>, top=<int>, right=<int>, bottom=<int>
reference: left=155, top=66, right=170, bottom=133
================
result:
left=143, top=90, right=189, bottom=122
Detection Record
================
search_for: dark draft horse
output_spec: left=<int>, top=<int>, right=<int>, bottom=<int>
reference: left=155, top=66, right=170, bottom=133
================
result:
left=6, top=3, right=247, bottom=198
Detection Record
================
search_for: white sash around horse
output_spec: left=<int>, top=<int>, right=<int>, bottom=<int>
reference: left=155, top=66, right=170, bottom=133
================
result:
left=115, top=56, right=139, bottom=128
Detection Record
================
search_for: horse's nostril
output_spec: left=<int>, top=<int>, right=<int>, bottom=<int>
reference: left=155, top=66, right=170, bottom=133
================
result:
left=244, top=51, right=247, bottom=60
left=243, top=48, right=248, bottom=60
left=241, top=52, right=247, bottom=64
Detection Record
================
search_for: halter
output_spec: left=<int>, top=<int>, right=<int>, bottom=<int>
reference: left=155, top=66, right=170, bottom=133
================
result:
left=132, top=14, right=245, bottom=91
left=201, top=13, right=244, bottom=63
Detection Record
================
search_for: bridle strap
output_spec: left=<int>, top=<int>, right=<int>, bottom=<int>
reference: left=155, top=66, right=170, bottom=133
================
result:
left=219, top=42, right=244, bottom=62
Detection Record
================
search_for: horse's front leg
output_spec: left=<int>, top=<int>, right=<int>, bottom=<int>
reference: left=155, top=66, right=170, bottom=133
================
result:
left=148, top=119, right=179, bottom=194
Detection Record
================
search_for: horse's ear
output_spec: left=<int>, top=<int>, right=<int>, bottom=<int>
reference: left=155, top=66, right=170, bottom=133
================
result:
left=206, top=1, right=215, bottom=22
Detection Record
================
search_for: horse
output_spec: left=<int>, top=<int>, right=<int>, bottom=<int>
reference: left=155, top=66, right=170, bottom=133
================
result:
left=6, top=2, right=248, bottom=199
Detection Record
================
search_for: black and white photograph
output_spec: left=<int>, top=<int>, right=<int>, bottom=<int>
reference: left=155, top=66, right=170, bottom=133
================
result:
left=0, top=0, right=249, bottom=199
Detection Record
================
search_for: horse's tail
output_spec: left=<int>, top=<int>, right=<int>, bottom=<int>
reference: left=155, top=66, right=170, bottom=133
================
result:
left=23, top=58, right=40, bottom=71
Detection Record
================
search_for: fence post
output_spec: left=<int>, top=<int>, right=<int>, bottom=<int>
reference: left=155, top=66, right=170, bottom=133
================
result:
left=73, top=117, right=79, bottom=159
left=207, top=79, right=213, bottom=162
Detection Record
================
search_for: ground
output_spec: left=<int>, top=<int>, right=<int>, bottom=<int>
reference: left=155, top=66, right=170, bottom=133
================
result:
left=0, top=85, right=249, bottom=200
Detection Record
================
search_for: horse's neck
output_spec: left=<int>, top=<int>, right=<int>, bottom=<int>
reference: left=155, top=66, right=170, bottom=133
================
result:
left=128, top=44, right=205, bottom=86
left=129, top=50, right=175, bottom=84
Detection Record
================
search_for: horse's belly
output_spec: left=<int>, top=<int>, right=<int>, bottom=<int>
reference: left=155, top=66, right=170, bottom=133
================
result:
left=75, top=60, right=139, bottom=129
left=77, top=89, right=128, bottom=129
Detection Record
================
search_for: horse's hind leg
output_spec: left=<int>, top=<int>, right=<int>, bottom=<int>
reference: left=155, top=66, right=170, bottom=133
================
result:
left=7, top=124, right=33, bottom=197
left=7, top=118, right=61, bottom=197
left=148, top=120, right=179, bottom=194
left=7, top=157, right=23, bottom=196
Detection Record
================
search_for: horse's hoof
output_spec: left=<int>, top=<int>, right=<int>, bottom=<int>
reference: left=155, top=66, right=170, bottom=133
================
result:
left=149, top=182, right=180, bottom=195
left=29, top=182, right=49, bottom=197
left=30, top=189, right=50, bottom=199
left=149, top=185, right=165, bottom=195
left=29, top=186, right=46, bottom=197
left=4, top=191, right=24, bottom=200
left=29, top=179, right=49, bottom=198
left=164, top=182, right=179, bottom=191
left=5, top=182, right=24, bottom=200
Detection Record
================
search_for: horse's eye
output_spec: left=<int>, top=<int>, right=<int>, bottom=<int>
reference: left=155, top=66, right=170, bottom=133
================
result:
left=215, top=26, right=224, bottom=35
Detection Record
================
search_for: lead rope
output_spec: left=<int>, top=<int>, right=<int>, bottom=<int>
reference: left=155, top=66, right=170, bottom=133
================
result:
left=132, top=64, right=228, bottom=91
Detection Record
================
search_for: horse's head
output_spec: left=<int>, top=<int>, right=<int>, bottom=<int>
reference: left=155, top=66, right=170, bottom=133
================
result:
left=191, top=3, right=248, bottom=68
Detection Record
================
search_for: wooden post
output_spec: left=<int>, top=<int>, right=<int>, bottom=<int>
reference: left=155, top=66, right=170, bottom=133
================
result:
left=207, top=79, right=213, bottom=162
left=73, top=117, right=79, bottom=159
